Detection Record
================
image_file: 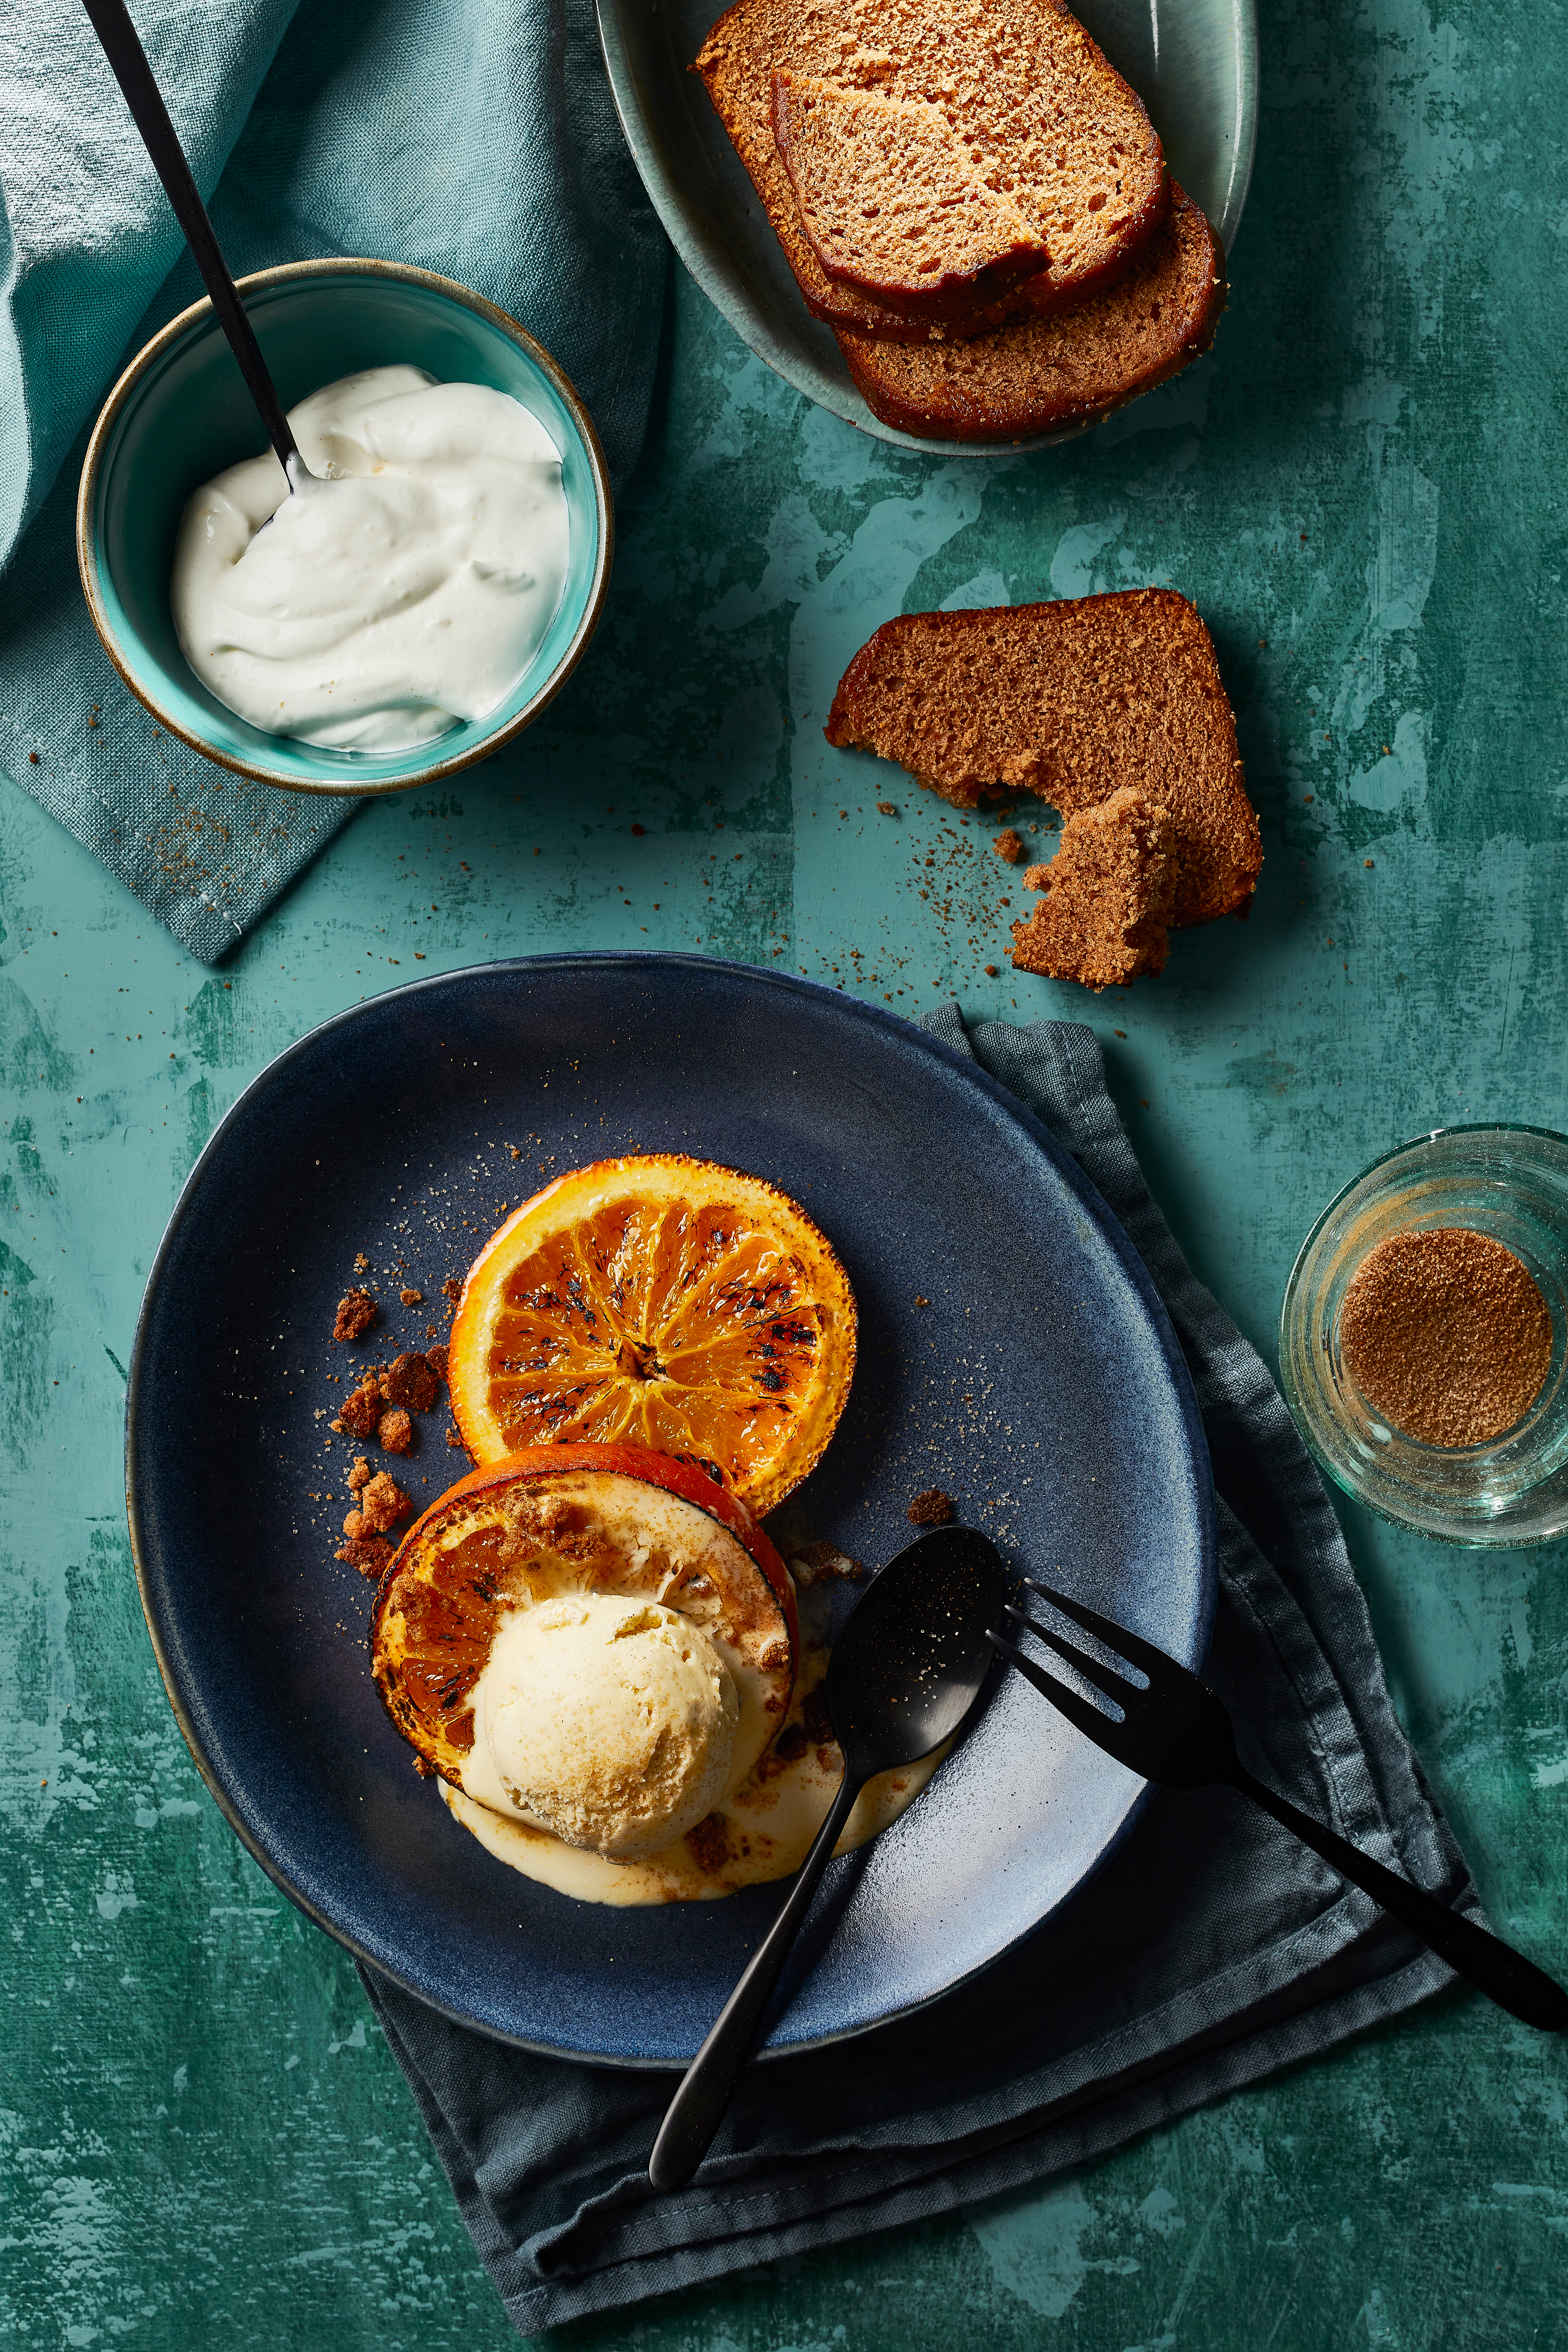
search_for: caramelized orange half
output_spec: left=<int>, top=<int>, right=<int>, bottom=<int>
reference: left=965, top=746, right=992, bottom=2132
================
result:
left=370, top=1444, right=797, bottom=1794
left=446, top=1155, right=856, bottom=1513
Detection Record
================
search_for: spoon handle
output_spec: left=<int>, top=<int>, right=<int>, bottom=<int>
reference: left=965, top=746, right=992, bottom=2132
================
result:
left=648, top=1768, right=864, bottom=2193
left=80, top=0, right=304, bottom=479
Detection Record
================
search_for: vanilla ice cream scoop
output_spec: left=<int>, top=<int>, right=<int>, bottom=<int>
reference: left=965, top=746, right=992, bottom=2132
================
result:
left=469, top=1594, right=740, bottom=1858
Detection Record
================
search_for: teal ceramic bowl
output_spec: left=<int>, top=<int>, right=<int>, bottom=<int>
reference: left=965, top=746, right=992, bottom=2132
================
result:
left=77, top=259, right=614, bottom=795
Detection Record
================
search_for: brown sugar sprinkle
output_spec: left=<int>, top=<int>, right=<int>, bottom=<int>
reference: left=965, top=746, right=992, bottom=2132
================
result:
left=1340, top=1227, right=1553, bottom=1448
left=399, top=1286, right=424, bottom=1306
left=992, top=829, right=1025, bottom=864
left=907, top=1486, right=956, bottom=1526
left=378, top=1408, right=414, bottom=1454
left=332, top=1287, right=377, bottom=1342
left=442, top=1277, right=462, bottom=1301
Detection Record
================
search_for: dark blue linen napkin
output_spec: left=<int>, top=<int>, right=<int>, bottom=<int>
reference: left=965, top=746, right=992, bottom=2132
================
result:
left=0, top=0, right=665, bottom=962
left=358, top=1007, right=1483, bottom=2338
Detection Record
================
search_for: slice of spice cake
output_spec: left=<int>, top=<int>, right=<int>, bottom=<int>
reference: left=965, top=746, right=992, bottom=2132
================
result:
left=833, top=184, right=1223, bottom=440
left=825, top=586, right=1260, bottom=927
left=695, top=0, right=1167, bottom=340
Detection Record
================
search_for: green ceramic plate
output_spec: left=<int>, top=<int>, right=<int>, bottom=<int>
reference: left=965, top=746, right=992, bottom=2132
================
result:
left=595, top=0, right=1258, bottom=457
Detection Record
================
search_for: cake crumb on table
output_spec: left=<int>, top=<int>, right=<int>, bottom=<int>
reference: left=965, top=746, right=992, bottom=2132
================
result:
left=354, top=1471, right=412, bottom=1535
left=378, top=1408, right=414, bottom=1454
left=399, top=1286, right=424, bottom=1306
left=788, top=1538, right=865, bottom=1586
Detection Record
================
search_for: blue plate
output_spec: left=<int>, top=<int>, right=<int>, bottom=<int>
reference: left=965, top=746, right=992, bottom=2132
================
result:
left=127, top=957, right=1215, bottom=2063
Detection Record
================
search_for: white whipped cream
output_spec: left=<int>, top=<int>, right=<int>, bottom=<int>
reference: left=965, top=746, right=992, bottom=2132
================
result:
left=170, top=365, right=570, bottom=752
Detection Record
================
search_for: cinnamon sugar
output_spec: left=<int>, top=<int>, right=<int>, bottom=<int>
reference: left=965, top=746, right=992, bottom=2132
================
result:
left=1340, top=1228, right=1552, bottom=1447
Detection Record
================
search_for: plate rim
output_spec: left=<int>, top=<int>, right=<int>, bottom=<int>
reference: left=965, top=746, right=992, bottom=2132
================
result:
left=594, top=0, right=1260, bottom=459
left=125, top=952, right=1216, bottom=2063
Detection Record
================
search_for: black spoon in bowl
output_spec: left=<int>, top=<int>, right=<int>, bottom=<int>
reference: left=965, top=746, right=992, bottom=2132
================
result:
left=81, top=0, right=312, bottom=487
left=648, top=1524, right=1009, bottom=2194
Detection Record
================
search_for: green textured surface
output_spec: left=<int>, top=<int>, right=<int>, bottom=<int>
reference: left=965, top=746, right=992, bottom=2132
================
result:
left=4, top=0, right=1567, bottom=2341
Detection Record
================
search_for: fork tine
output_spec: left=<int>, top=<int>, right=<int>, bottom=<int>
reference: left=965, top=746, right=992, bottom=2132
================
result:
left=1020, top=1576, right=1173, bottom=1682
left=987, top=1629, right=1126, bottom=1751
left=1003, top=1599, right=1134, bottom=1710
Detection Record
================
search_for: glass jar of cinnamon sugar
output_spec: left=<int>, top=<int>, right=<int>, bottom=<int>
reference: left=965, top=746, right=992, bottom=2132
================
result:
left=1281, top=1127, right=1568, bottom=1544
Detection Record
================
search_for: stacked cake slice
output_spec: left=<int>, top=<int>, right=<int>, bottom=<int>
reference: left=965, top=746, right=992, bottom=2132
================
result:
left=695, top=0, right=1225, bottom=439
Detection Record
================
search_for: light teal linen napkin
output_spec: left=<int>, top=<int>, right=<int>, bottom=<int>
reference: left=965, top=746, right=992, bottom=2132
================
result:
left=0, top=0, right=665, bottom=961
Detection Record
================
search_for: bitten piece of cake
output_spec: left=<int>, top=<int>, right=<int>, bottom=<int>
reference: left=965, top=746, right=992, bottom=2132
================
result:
left=824, top=586, right=1260, bottom=925
left=1010, top=788, right=1176, bottom=988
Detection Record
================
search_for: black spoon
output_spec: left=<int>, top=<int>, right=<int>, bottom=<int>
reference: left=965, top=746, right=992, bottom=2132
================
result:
left=82, top=0, right=311, bottom=486
left=648, top=1524, right=1009, bottom=2193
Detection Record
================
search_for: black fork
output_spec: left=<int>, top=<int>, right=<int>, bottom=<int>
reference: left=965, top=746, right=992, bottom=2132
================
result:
left=990, top=1577, right=1568, bottom=2034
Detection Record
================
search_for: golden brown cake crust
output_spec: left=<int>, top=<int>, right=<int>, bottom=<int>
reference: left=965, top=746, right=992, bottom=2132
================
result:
left=695, top=0, right=1167, bottom=340
left=1009, top=786, right=1176, bottom=988
left=824, top=587, right=1261, bottom=927
left=833, top=184, right=1224, bottom=440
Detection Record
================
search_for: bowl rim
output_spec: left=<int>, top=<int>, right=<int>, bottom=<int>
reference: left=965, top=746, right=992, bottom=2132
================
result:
left=1279, top=1120, right=1568, bottom=1546
left=76, top=256, right=615, bottom=798
left=1283, top=1121, right=1568, bottom=1292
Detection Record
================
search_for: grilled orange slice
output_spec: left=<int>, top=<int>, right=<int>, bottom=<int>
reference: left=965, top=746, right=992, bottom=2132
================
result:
left=370, top=1444, right=797, bottom=1800
left=447, top=1155, right=856, bottom=1513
